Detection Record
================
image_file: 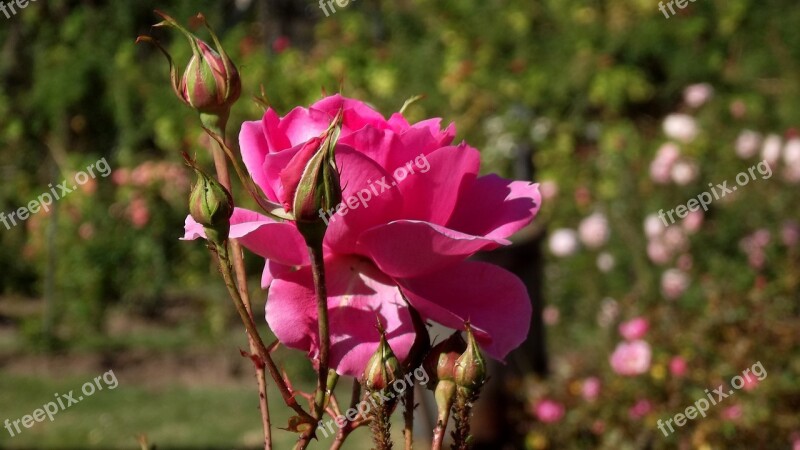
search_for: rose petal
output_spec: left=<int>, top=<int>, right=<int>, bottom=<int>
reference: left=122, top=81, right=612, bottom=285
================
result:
left=397, top=261, right=531, bottom=360
left=183, top=208, right=308, bottom=266
left=360, top=220, right=507, bottom=278
left=396, top=144, right=480, bottom=226
left=266, top=255, right=416, bottom=376
left=447, top=175, right=541, bottom=240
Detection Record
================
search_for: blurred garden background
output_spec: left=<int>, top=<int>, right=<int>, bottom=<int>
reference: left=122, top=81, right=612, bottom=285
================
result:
left=1, top=0, right=799, bottom=448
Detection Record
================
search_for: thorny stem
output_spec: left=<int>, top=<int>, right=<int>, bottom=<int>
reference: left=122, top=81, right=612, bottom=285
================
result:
left=450, top=389, right=478, bottom=450
left=293, top=243, right=332, bottom=450
left=203, top=114, right=273, bottom=450
left=369, top=393, right=393, bottom=450
left=403, top=385, right=415, bottom=450
left=216, top=244, right=316, bottom=426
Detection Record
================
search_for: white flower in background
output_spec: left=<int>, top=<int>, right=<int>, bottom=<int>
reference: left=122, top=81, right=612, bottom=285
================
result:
left=597, top=297, right=619, bottom=328
left=644, top=214, right=665, bottom=238
left=683, top=83, right=714, bottom=108
left=762, top=134, right=783, bottom=165
left=783, top=138, right=800, bottom=167
left=549, top=228, right=580, bottom=257
left=663, top=114, right=699, bottom=143
left=670, top=160, right=698, bottom=185
left=661, top=268, right=690, bottom=300
left=735, top=129, right=762, bottom=159
left=578, top=212, right=610, bottom=249
left=597, top=252, right=615, bottom=272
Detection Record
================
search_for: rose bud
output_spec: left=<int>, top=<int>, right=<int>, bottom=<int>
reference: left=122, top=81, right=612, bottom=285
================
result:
left=189, top=167, right=234, bottom=245
left=138, top=11, right=241, bottom=119
left=279, top=114, right=343, bottom=244
left=422, top=331, right=466, bottom=388
left=362, top=329, right=403, bottom=392
left=454, top=323, right=487, bottom=394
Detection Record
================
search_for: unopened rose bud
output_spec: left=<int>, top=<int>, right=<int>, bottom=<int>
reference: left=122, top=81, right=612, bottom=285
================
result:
left=422, top=331, right=466, bottom=388
left=180, top=38, right=241, bottom=116
left=454, top=324, right=487, bottom=393
left=189, top=167, right=234, bottom=245
left=138, top=11, right=241, bottom=119
left=280, top=114, right=343, bottom=244
left=362, top=330, right=403, bottom=392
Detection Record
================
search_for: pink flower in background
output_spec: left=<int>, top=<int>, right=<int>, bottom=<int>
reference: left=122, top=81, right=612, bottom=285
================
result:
left=683, top=83, right=714, bottom=108
left=533, top=399, right=565, bottom=423
left=538, top=180, right=558, bottom=200
left=682, top=210, right=704, bottom=234
left=721, top=404, right=742, bottom=422
left=742, top=375, right=760, bottom=391
left=661, top=268, right=690, bottom=299
left=112, top=168, right=130, bottom=186
left=610, top=340, right=651, bottom=376
left=272, top=36, right=291, bottom=53
left=128, top=197, right=150, bottom=229
left=663, top=114, right=698, bottom=143
left=782, top=221, right=799, bottom=248
left=581, top=377, right=601, bottom=401
left=670, top=160, right=698, bottom=185
left=618, top=317, right=649, bottom=341
left=669, top=356, right=688, bottom=377
left=549, top=228, right=579, bottom=257
left=183, top=95, right=541, bottom=376
left=735, top=130, right=761, bottom=159
left=578, top=212, right=609, bottom=249
left=628, top=398, right=652, bottom=420
left=647, top=240, right=671, bottom=265
left=650, top=143, right=681, bottom=184
left=543, top=305, right=560, bottom=326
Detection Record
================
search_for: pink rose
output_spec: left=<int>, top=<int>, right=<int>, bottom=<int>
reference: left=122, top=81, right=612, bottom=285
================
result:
left=609, top=340, right=651, bottom=376
left=669, top=356, right=687, bottom=377
left=628, top=398, right=652, bottom=420
left=683, top=83, right=714, bottom=108
left=183, top=95, right=542, bottom=376
left=661, top=268, right=690, bottom=300
left=578, top=212, right=609, bottom=249
left=533, top=399, right=565, bottom=423
left=663, top=114, right=699, bottom=143
left=581, top=377, right=601, bottom=402
left=618, top=317, right=649, bottom=341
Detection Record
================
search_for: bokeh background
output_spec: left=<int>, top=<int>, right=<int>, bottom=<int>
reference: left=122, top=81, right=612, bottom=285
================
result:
left=1, top=0, right=799, bottom=449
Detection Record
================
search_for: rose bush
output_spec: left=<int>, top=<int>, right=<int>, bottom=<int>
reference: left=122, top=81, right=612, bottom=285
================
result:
left=184, top=95, right=541, bottom=376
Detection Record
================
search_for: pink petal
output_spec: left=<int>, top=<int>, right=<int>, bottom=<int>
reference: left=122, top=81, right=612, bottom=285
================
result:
left=323, top=146, right=404, bottom=255
left=240, top=120, right=278, bottom=201
left=447, top=174, right=541, bottom=240
left=396, top=144, right=480, bottom=226
left=182, top=208, right=308, bottom=266
left=397, top=261, right=531, bottom=360
left=265, top=255, right=416, bottom=376
left=359, top=220, right=507, bottom=278
left=278, top=106, right=333, bottom=147
left=311, top=94, right=390, bottom=132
